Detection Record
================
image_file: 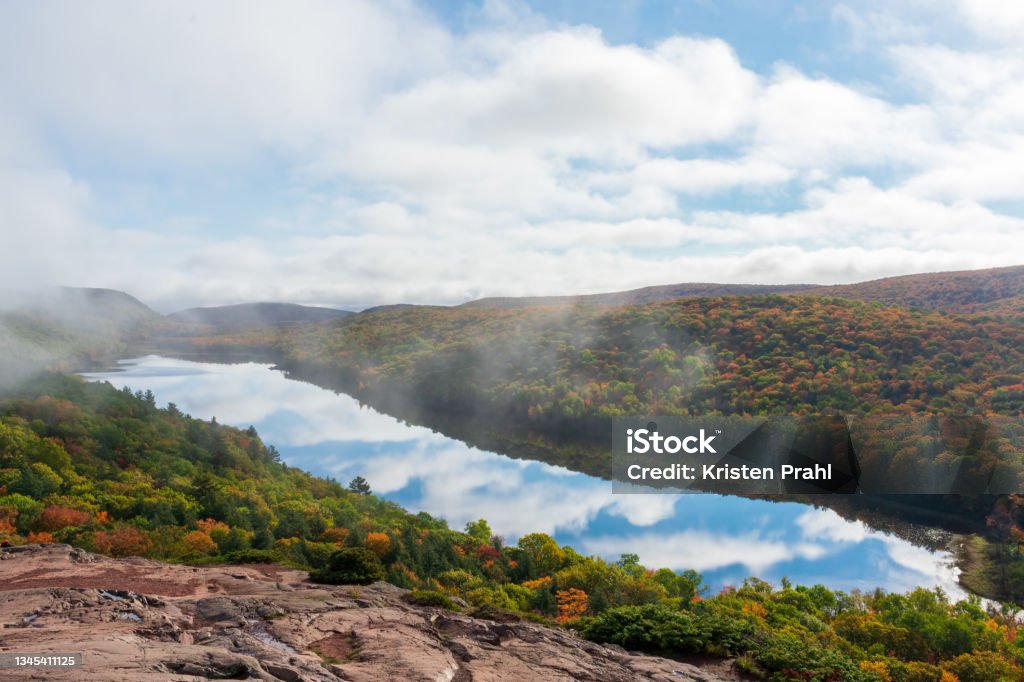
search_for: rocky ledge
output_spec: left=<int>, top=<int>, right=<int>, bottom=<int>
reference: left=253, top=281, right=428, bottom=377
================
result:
left=0, top=544, right=735, bottom=681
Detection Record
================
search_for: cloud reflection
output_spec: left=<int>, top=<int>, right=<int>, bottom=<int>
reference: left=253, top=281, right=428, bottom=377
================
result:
left=86, top=356, right=968, bottom=596
left=580, top=530, right=829, bottom=574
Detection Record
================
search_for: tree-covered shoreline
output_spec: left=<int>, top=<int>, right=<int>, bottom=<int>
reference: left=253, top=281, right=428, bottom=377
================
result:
left=2, top=374, right=1024, bottom=680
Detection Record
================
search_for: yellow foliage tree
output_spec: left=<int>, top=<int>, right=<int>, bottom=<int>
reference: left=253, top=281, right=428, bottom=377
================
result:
left=859, top=661, right=891, bottom=682
left=365, top=531, right=391, bottom=558
left=320, top=527, right=350, bottom=546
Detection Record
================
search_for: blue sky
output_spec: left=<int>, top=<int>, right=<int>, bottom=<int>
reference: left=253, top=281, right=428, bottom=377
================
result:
left=1, top=0, right=1022, bottom=311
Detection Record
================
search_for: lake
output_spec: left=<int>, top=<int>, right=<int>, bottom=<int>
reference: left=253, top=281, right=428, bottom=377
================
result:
left=83, top=355, right=965, bottom=597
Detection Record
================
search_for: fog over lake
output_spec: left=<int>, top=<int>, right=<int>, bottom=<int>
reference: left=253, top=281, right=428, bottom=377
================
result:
left=84, top=355, right=965, bottom=597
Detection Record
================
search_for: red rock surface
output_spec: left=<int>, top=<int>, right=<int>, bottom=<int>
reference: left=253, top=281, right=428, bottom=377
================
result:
left=0, top=544, right=736, bottom=681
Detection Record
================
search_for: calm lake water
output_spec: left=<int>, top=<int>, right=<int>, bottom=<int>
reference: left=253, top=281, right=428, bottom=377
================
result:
left=84, top=355, right=965, bottom=597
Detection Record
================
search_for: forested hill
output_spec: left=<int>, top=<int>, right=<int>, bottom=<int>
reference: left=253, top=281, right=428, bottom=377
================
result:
left=460, top=265, right=1024, bottom=317
left=0, top=287, right=161, bottom=384
left=460, top=282, right=816, bottom=308
left=4, top=375, right=1024, bottom=681
left=168, top=302, right=351, bottom=330
left=813, top=264, right=1024, bottom=316
left=259, top=295, right=1024, bottom=426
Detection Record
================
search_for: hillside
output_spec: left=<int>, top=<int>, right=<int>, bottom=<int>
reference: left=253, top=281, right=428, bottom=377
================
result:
left=0, top=287, right=161, bottom=385
left=814, top=264, right=1024, bottom=316
left=461, top=283, right=817, bottom=308
left=262, top=295, right=1024, bottom=424
left=50, top=287, right=162, bottom=330
left=0, top=374, right=707, bottom=614
left=3, top=377, right=1024, bottom=680
left=459, top=264, right=1024, bottom=317
left=168, top=302, right=351, bottom=331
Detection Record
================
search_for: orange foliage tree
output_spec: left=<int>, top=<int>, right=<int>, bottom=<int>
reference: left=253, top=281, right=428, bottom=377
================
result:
left=556, top=588, right=589, bottom=622
left=320, top=527, right=350, bottom=545
left=182, top=530, right=218, bottom=556
left=197, top=518, right=230, bottom=534
left=364, top=532, right=391, bottom=558
left=91, top=527, right=153, bottom=557
left=35, top=506, right=90, bottom=532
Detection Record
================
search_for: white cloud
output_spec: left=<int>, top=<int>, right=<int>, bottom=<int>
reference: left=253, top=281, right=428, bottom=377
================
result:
left=0, top=0, right=450, bottom=164
left=751, top=68, right=939, bottom=171
left=0, top=1, right=1023, bottom=308
left=374, top=31, right=755, bottom=153
left=955, top=0, right=1024, bottom=41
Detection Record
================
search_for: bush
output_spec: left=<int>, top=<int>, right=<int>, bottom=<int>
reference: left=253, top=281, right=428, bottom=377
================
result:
left=403, top=590, right=457, bottom=610
left=753, top=633, right=870, bottom=681
left=223, top=548, right=283, bottom=564
left=467, top=586, right=517, bottom=611
left=90, top=527, right=152, bottom=557
left=581, top=604, right=708, bottom=653
left=34, top=506, right=90, bottom=532
left=309, top=547, right=384, bottom=585
left=943, top=651, right=1023, bottom=682
left=301, top=540, right=339, bottom=568
left=888, top=660, right=943, bottom=682
left=690, top=605, right=760, bottom=656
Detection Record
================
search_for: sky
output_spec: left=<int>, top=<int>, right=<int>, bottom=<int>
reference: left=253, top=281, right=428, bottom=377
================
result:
left=1, top=0, right=1023, bottom=312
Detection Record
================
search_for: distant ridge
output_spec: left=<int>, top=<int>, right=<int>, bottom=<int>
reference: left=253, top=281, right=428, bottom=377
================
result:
left=0, top=287, right=161, bottom=383
left=459, top=283, right=817, bottom=308
left=168, top=302, right=352, bottom=329
left=458, top=265, right=1024, bottom=317
left=54, top=287, right=162, bottom=329
left=0, top=286, right=161, bottom=334
left=813, top=264, right=1024, bottom=316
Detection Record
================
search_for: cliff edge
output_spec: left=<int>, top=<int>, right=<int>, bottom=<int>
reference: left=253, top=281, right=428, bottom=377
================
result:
left=0, top=544, right=734, bottom=681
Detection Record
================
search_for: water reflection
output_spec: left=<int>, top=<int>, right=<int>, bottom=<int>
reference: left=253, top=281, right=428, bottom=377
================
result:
left=83, top=356, right=965, bottom=597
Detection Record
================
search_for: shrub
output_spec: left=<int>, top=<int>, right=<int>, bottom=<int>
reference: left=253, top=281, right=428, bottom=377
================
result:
left=301, top=540, right=339, bottom=568
left=90, top=527, right=152, bottom=557
left=35, top=506, right=90, bottom=532
left=403, top=590, right=457, bottom=610
left=364, top=532, right=391, bottom=559
left=467, top=586, right=517, bottom=610
left=943, top=651, right=1023, bottom=682
left=888, top=660, right=943, bottom=682
left=320, top=527, right=349, bottom=545
left=698, top=609, right=759, bottom=656
left=581, top=604, right=708, bottom=653
left=753, top=633, right=871, bottom=681
left=182, top=530, right=218, bottom=556
left=309, top=547, right=384, bottom=585
left=27, top=531, right=55, bottom=544
left=223, top=548, right=283, bottom=564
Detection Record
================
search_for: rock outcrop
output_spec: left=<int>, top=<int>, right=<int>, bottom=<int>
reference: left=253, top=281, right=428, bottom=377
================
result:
left=0, top=544, right=734, bottom=681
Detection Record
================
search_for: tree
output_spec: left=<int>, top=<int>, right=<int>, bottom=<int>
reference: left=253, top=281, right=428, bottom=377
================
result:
left=309, top=547, right=385, bottom=585
left=364, top=531, right=391, bottom=559
left=34, top=506, right=90, bottom=532
left=556, top=588, right=589, bottom=622
left=516, top=533, right=565, bottom=577
left=348, top=476, right=371, bottom=494
left=465, top=519, right=491, bottom=543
